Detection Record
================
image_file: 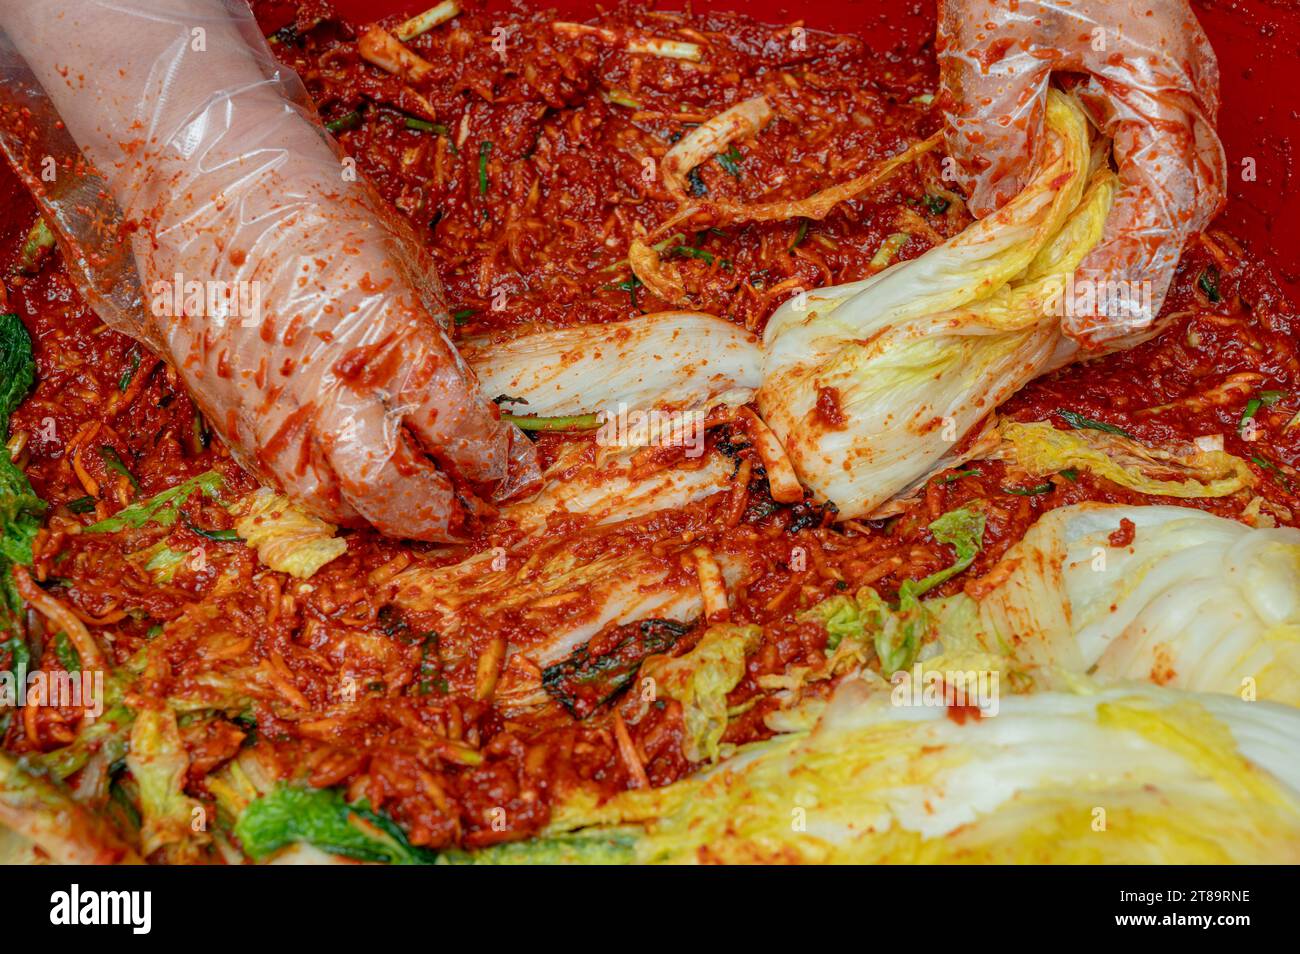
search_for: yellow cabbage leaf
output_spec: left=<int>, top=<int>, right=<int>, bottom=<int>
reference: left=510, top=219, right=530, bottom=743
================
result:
left=1000, top=419, right=1253, bottom=498
left=641, top=623, right=760, bottom=763
left=232, top=488, right=347, bottom=579
left=544, top=680, right=1300, bottom=864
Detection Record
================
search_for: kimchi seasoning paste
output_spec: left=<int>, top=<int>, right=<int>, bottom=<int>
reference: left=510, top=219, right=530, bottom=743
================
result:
left=1, top=3, right=1294, bottom=854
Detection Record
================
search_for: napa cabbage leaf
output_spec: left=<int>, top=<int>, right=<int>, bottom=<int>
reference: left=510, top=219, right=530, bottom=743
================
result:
left=0, top=313, right=44, bottom=567
left=231, top=487, right=346, bottom=579
left=83, top=470, right=225, bottom=533
left=640, top=623, right=761, bottom=762
left=999, top=419, right=1253, bottom=498
left=946, top=503, right=1300, bottom=706
left=541, top=679, right=1300, bottom=864
left=127, top=708, right=210, bottom=863
left=799, top=506, right=986, bottom=673
left=758, top=92, right=1112, bottom=519
left=235, top=783, right=438, bottom=865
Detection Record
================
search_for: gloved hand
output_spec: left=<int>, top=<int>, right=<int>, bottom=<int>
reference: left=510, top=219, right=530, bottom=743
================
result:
left=938, top=0, right=1227, bottom=349
left=0, top=0, right=538, bottom=540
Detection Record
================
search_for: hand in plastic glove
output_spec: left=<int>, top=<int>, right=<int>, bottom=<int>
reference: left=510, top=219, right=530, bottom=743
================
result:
left=0, top=0, right=538, bottom=540
left=938, top=0, right=1227, bottom=349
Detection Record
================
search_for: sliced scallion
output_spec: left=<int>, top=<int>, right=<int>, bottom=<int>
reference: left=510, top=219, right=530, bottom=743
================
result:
left=1056, top=409, right=1136, bottom=440
left=1002, top=481, right=1054, bottom=496
left=97, top=446, right=141, bottom=493
left=716, top=146, right=743, bottom=178
left=395, top=0, right=461, bottom=42
left=478, top=141, right=492, bottom=195
left=325, top=110, right=363, bottom=134
left=118, top=348, right=142, bottom=392
left=502, top=412, right=603, bottom=432
left=1198, top=267, right=1221, bottom=303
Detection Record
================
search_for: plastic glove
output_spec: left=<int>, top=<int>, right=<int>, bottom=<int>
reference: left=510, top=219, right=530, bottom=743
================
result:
left=0, top=0, right=538, bottom=540
left=938, top=0, right=1227, bottom=349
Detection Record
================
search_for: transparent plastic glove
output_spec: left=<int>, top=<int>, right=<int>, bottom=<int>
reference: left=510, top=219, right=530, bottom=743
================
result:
left=938, top=0, right=1227, bottom=349
left=0, top=0, right=538, bottom=540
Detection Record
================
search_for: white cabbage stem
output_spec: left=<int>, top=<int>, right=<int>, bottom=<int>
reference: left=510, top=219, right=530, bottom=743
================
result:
left=463, top=311, right=762, bottom=416
left=499, top=440, right=735, bottom=535
left=944, top=503, right=1300, bottom=706
left=661, top=96, right=773, bottom=202
left=358, top=26, right=434, bottom=81
left=387, top=312, right=768, bottom=677
left=388, top=541, right=752, bottom=686
left=394, top=1, right=461, bottom=41
left=757, top=92, right=1107, bottom=519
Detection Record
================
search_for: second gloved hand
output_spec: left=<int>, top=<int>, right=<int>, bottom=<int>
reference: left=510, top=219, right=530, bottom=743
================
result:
left=937, top=0, right=1227, bottom=349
